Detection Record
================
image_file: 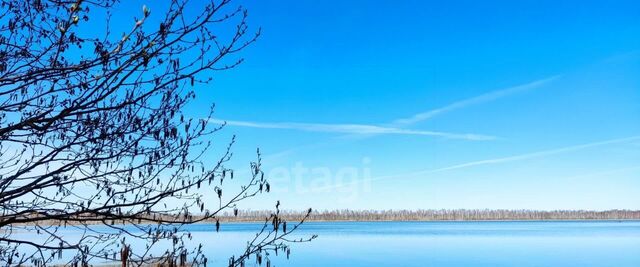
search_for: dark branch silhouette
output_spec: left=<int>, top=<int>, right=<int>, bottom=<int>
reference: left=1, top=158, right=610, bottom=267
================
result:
left=0, top=0, right=314, bottom=266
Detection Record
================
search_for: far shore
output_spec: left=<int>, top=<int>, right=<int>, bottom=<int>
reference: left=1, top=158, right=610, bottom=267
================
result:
left=9, top=209, right=640, bottom=226
left=10, top=218, right=640, bottom=227
left=210, top=217, right=640, bottom=224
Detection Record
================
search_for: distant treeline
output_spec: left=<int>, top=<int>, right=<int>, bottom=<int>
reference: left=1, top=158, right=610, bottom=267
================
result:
left=15, top=209, right=640, bottom=226
left=217, top=209, right=640, bottom=222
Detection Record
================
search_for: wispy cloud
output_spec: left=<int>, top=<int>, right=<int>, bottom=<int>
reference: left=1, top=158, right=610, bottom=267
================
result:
left=319, top=162, right=640, bottom=192
left=380, top=135, right=640, bottom=178
left=393, top=75, right=561, bottom=126
left=208, top=119, right=496, bottom=141
left=210, top=75, right=560, bottom=161
left=317, top=136, right=640, bottom=191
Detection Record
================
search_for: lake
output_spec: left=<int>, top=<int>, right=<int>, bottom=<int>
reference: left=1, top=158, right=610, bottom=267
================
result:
left=201, top=221, right=640, bottom=267
left=15, top=221, right=640, bottom=266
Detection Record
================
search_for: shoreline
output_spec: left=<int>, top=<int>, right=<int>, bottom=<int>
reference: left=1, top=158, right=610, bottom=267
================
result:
left=9, top=218, right=640, bottom=228
left=212, top=218, right=640, bottom=223
left=9, top=209, right=640, bottom=226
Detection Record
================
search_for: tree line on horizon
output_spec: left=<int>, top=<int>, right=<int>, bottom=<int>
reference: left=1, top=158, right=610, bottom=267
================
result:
left=217, top=209, right=640, bottom=222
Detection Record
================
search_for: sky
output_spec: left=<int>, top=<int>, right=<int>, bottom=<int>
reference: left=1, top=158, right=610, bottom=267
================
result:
left=174, top=0, right=640, bottom=211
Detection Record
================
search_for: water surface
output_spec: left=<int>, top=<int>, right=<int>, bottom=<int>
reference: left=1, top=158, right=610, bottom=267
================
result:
left=205, top=221, right=640, bottom=267
left=16, top=221, right=640, bottom=266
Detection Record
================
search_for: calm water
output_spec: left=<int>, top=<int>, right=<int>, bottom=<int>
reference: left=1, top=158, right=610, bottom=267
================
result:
left=16, top=221, right=640, bottom=266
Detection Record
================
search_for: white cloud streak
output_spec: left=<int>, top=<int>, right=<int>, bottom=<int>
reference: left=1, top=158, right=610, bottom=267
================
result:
left=382, top=135, right=640, bottom=178
left=208, top=119, right=496, bottom=141
left=316, top=135, right=640, bottom=191
left=393, top=75, right=561, bottom=126
left=208, top=75, right=559, bottom=146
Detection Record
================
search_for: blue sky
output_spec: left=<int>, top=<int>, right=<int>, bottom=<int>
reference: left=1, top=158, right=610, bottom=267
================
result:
left=173, top=0, right=640, bottom=211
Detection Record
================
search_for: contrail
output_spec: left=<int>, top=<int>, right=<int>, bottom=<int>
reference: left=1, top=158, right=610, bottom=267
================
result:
left=393, top=75, right=560, bottom=125
left=208, top=119, right=496, bottom=141
left=380, top=135, right=640, bottom=179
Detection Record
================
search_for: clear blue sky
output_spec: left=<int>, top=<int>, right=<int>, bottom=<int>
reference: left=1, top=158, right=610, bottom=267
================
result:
left=175, top=0, right=640, bottom=211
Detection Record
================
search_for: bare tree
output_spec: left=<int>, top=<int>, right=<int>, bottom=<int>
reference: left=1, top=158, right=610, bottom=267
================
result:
left=0, top=0, right=313, bottom=266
